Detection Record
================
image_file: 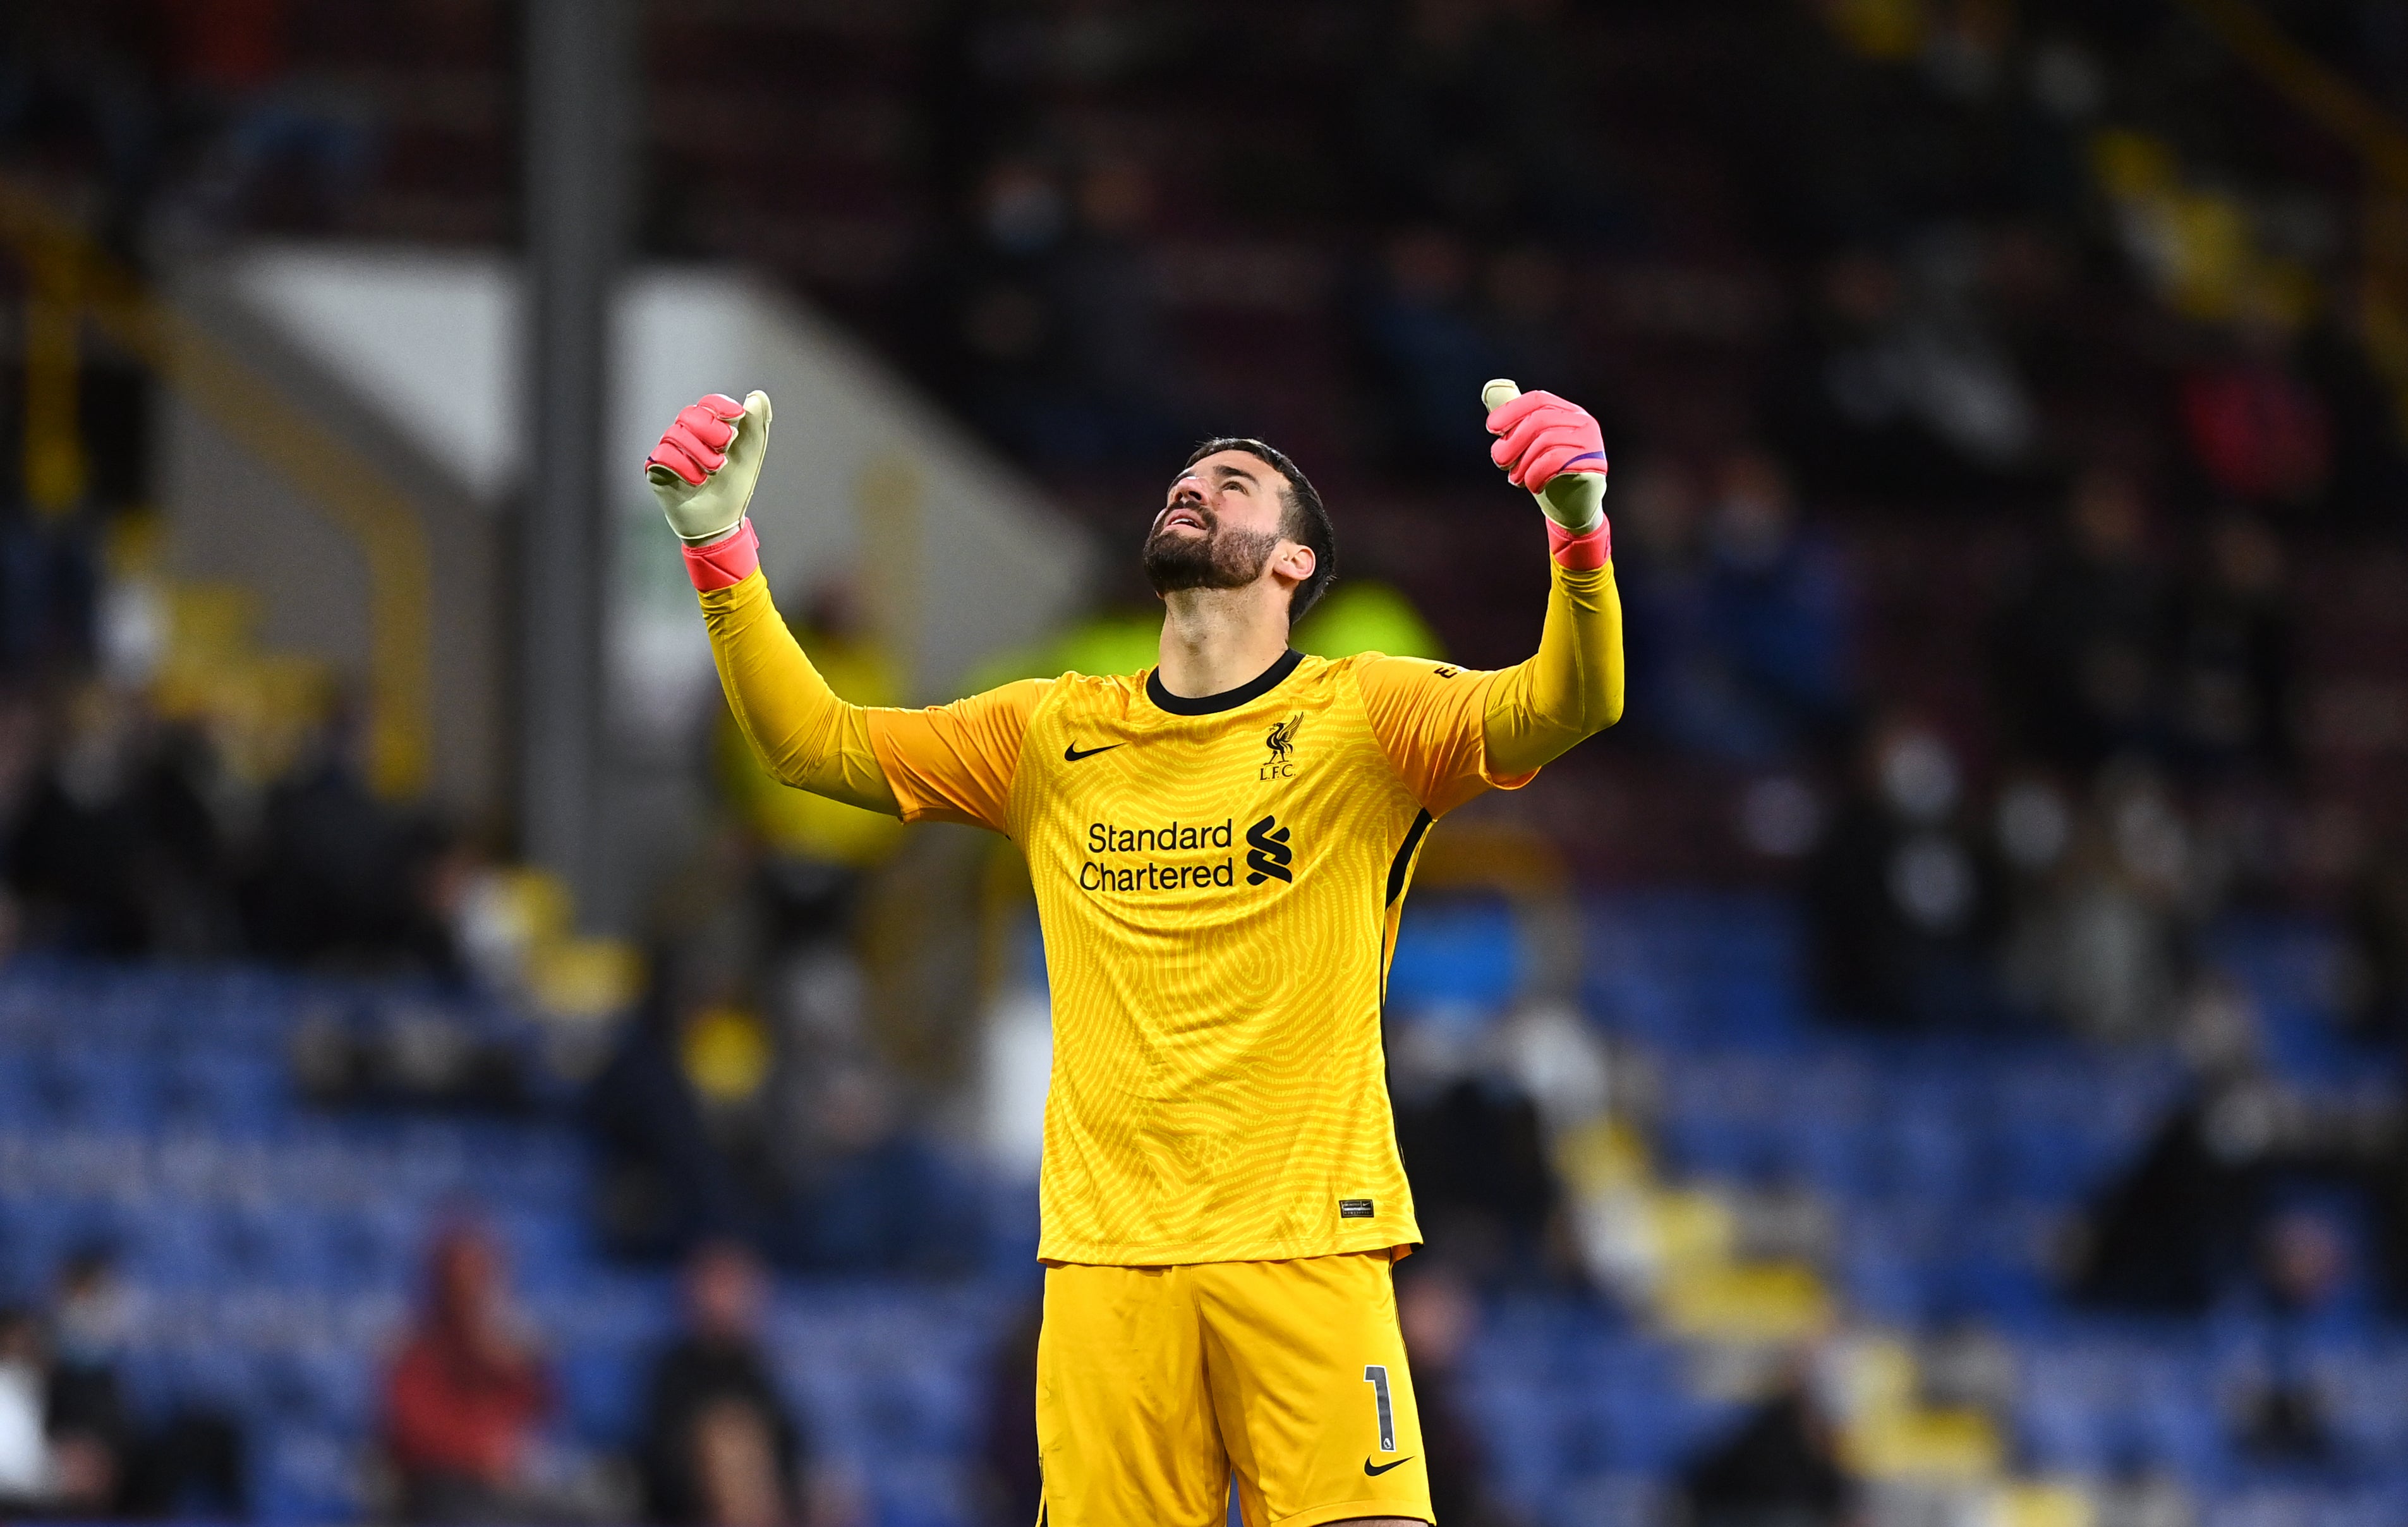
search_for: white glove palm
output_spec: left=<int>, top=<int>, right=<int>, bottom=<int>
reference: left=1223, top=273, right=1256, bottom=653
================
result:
left=644, top=390, right=773, bottom=545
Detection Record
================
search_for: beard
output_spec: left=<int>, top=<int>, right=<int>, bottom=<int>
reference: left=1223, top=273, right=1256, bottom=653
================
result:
left=1142, top=505, right=1281, bottom=595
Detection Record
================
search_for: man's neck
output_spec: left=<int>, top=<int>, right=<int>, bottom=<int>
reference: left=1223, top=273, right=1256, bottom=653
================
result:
left=1156, top=586, right=1292, bottom=699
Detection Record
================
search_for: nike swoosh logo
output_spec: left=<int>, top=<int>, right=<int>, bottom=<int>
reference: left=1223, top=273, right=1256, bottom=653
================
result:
left=1363, top=1457, right=1413, bottom=1476
left=1063, top=742, right=1124, bottom=762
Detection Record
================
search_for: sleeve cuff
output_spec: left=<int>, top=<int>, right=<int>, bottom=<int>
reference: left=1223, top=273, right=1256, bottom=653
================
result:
left=684, top=519, right=759, bottom=591
left=1547, top=517, right=1611, bottom=570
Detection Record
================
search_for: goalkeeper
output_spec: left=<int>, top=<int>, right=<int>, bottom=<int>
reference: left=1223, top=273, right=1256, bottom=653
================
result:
left=647, top=380, right=1622, bottom=1527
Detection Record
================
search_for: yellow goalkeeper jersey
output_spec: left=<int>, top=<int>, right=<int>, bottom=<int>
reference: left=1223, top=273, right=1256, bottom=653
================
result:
left=694, top=557, right=1621, bottom=1266
left=865, top=648, right=1544, bottom=1264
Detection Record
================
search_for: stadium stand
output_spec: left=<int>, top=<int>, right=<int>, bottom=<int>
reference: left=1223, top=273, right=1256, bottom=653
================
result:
left=6, top=3, right=2408, bottom=1526
left=0, top=888, right=2392, bottom=1523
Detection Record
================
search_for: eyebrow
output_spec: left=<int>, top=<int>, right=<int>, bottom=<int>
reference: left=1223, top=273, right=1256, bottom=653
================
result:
left=1169, top=461, right=1261, bottom=492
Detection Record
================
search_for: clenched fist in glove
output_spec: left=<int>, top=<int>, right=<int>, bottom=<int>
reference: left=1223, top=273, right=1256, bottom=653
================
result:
left=1482, top=380, right=1608, bottom=539
left=645, top=390, right=773, bottom=546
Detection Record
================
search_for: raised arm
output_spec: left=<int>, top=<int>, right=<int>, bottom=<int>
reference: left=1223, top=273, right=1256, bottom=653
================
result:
left=1479, top=380, right=1623, bottom=773
left=1356, top=382, right=1623, bottom=814
left=648, top=393, right=1036, bottom=831
left=1482, top=558, right=1624, bottom=776
left=696, top=555, right=900, bottom=813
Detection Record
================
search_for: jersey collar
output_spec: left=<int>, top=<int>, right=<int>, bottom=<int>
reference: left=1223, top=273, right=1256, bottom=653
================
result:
left=1145, top=648, right=1304, bottom=716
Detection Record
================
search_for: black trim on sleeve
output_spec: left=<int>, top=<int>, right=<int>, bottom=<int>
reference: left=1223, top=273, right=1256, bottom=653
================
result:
left=1385, top=809, right=1434, bottom=907
left=1145, top=648, right=1304, bottom=716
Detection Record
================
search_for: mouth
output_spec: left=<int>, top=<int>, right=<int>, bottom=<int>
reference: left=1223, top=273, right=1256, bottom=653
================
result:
left=1159, top=506, right=1206, bottom=534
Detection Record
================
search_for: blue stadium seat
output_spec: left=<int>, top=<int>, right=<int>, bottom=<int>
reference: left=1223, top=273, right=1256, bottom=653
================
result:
left=164, top=1051, right=292, bottom=1135
left=32, top=1046, right=160, bottom=1130
left=0, top=906, right=2393, bottom=1525
left=556, top=1342, right=646, bottom=1446
left=1389, top=902, right=1523, bottom=1010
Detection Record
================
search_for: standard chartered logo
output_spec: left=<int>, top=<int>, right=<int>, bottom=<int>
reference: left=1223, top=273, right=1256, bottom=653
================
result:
left=1079, top=817, right=1270, bottom=894
left=1243, top=815, right=1293, bottom=883
left=1075, top=816, right=1300, bottom=894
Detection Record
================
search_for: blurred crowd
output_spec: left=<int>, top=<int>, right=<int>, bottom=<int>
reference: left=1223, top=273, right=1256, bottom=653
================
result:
left=4, top=3, right=2401, bottom=952
left=3, top=0, right=377, bottom=250
left=0, top=684, right=463, bottom=971
left=0, top=1228, right=847, bottom=1526
left=380, top=1231, right=839, bottom=1527
left=0, top=1247, right=241, bottom=1520
left=3, top=3, right=2407, bottom=1524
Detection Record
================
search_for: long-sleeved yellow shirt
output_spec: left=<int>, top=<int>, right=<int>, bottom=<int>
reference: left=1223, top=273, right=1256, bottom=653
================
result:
left=699, top=555, right=1622, bottom=1264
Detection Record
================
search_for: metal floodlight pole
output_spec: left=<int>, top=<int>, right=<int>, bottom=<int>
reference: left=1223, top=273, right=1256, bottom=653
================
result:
left=521, top=0, right=632, bottom=924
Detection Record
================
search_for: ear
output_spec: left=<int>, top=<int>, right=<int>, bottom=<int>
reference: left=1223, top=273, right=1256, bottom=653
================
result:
left=1271, top=541, right=1316, bottom=593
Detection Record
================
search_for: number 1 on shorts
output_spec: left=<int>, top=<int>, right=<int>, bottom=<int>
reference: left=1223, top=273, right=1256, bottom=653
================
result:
left=1362, top=1364, right=1396, bottom=1452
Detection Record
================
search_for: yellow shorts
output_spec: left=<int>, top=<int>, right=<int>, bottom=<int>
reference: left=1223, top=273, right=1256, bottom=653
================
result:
left=1034, top=1253, right=1433, bottom=1527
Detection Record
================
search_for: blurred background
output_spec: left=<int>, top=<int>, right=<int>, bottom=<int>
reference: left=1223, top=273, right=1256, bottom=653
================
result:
left=0, top=0, right=2405, bottom=1523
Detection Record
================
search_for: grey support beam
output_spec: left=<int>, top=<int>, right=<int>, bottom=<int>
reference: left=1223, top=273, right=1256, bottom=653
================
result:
left=521, top=0, right=634, bottom=925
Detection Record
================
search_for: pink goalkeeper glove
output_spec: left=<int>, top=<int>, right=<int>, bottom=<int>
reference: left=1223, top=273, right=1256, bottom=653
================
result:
left=1482, top=381, right=1609, bottom=557
left=1485, top=387, right=1608, bottom=493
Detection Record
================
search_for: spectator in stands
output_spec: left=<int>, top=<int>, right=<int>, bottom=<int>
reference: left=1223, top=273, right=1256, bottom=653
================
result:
left=42, top=1246, right=133, bottom=1516
left=1681, top=1361, right=1855, bottom=1527
left=2345, top=826, right=2408, bottom=1309
left=4, top=684, right=234, bottom=958
left=1350, top=0, right=1611, bottom=237
left=1769, top=250, right=1930, bottom=500
left=1604, top=460, right=1710, bottom=751
left=1770, top=238, right=2038, bottom=504
left=2009, top=764, right=2194, bottom=1044
left=47, top=1244, right=245, bottom=1518
left=1394, top=1262, right=1500, bottom=1526
left=1394, top=1072, right=1559, bottom=1283
left=0, top=1307, right=55, bottom=1511
left=383, top=1223, right=557, bottom=1524
left=4, top=685, right=144, bottom=955
left=589, top=945, right=957, bottom=1279
left=160, top=0, right=378, bottom=232
left=586, top=963, right=762, bottom=1262
left=0, top=514, right=97, bottom=685
left=931, top=145, right=1195, bottom=468
left=0, top=1253, right=211, bottom=1519
left=1350, top=226, right=1505, bottom=478
left=2074, top=983, right=2269, bottom=1312
left=2177, top=322, right=2332, bottom=512
left=1480, top=244, right=1588, bottom=407
left=973, top=1303, right=1041, bottom=1527
left=1604, top=450, right=1854, bottom=764
left=1053, top=154, right=1190, bottom=463
left=2341, top=810, right=2408, bottom=1046
left=1989, top=466, right=2170, bottom=773
left=778, top=1063, right=964, bottom=1276
left=1, top=8, right=165, bottom=248
left=1805, top=718, right=2002, bottom=1028
left=243, top=700, right=453, bottom=971
left=931, top=153, right=1083, bottom=464
left=2167, top=512, right=2296, bottom=782
left=636, top=1241, right=808, bottom=1527
left=2234, top=1206, right=2354, bottom=1466
left=1697, top=450, right=1854, bottom=756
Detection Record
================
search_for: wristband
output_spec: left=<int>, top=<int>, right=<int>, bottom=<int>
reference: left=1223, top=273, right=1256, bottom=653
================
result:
left=683, top=519, right=760, bottom=591
left=1547, top=517, right=1611, bottom=570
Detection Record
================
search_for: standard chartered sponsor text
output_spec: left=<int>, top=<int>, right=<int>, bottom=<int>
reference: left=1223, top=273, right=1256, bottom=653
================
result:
left=1080, top=818, right=1237, bottom=893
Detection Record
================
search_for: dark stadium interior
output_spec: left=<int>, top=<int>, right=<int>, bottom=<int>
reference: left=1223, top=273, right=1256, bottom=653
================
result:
left=2, top=1, right=2407, bottom=1524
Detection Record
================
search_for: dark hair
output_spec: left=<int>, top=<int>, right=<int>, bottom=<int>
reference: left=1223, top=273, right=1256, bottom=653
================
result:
left=1181, top=437, right=1337, bottom=624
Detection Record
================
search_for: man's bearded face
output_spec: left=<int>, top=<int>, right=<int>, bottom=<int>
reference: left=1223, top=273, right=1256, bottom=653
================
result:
left=1143, top=496, right=1282, bottom=596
